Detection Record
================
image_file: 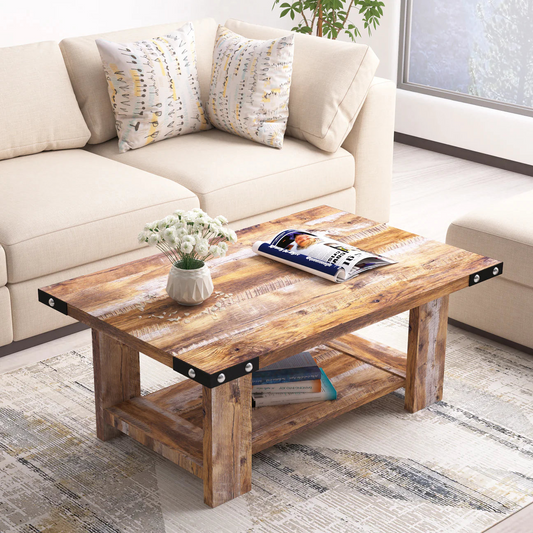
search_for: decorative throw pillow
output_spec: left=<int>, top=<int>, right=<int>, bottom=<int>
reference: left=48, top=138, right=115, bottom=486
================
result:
left=95, top=23, right=211, bottom=153
left=207, top=25, right=294, bottom=149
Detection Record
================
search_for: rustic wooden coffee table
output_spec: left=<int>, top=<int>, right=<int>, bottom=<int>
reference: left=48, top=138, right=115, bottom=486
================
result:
left=39, top=206, right=502, bottom=507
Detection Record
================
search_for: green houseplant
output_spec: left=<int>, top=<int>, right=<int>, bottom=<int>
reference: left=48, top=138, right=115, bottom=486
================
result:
left=272, top=0, right=384, bottom=41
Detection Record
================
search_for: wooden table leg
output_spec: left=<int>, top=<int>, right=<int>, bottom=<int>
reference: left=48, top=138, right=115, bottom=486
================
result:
left=405, top=295, right=449, bottom=413
left=92, top=329, right=141, bottom=441
left=202, top=374, right=252, bottom=508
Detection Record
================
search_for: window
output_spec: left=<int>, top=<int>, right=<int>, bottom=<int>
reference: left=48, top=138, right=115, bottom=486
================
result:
left=399, top=0, right=533, bottom=117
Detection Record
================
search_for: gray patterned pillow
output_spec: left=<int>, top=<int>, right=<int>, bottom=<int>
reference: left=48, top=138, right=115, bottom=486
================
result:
left=207, top=25, right=294, bottom=149
left=96, top=23, right=211, bottom=153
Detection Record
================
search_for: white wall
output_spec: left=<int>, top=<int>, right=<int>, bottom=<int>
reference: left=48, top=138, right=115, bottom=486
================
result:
left=352, top=2, right=402, bottom=82
left=0, top=0, right=295, bottom=47
left=0, top=0, right=396, bottom=55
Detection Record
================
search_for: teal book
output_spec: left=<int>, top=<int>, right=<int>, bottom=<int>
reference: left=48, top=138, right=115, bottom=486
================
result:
left=252, top=369, right=336, bottom=407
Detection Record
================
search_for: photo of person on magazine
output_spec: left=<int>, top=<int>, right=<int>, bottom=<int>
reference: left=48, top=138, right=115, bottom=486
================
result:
left=275, top=231, right=319, bottom=251
left=252, top=228, right=396, bottom=283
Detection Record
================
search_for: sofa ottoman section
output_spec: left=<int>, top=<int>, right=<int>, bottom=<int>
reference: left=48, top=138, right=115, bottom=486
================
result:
left=0, top=245, right=6, bottom=289
left=446, top=189, right=533, bottom=350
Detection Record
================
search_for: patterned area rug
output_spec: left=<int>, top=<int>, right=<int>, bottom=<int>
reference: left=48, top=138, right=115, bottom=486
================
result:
left=1, top=315, right=533, bottom=533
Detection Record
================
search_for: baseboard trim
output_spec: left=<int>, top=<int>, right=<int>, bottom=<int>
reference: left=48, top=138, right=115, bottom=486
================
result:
left=448, top=318, right=533, bottom=356
left=395, top=133, right=533, bottom=177
left=0, top=322, right=89, bottom=358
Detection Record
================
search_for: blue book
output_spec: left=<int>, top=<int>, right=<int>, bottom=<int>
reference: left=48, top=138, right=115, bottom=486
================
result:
left=252, top=351, right=321, bottom=385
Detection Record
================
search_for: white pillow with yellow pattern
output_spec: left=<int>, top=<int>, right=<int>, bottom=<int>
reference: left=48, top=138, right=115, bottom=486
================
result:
left=96, top=23, right=211, bottom=153
left=207, top=25, right=294, bottom=149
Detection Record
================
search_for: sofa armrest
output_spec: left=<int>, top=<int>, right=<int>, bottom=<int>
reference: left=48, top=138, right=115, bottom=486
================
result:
left=342, top=77, right=396, bottom=223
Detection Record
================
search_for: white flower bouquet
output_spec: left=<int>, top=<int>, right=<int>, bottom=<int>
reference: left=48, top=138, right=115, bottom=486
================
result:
left=138, top=208, right=237, bottom=270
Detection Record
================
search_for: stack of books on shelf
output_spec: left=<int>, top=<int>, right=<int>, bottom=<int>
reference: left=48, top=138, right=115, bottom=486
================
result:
left=252, top=351, right=337, bottom=408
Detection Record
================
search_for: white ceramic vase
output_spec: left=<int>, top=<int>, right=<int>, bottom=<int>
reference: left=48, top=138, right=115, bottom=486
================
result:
left=166, top=263, right=214, bottom=306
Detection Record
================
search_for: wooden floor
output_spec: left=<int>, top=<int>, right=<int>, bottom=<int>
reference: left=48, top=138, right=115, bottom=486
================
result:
left=1, top=143, right=532, bottom=528
left=484, top=503, right=533, bottom=533
left=390, top=143, right=533, bottom=242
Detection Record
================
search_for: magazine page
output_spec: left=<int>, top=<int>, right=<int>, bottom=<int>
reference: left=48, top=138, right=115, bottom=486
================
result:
left=252, top=228, right=395, bottom=282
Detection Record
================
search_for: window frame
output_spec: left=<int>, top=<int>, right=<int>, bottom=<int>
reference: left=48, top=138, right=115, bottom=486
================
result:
left=398, top=0, right=533, bottom=118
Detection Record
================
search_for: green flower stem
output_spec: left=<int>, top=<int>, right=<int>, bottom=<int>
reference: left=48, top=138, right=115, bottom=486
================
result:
left=156, top=245, right=175, bottom=263
left=160, top=241, right=180, bottom=263
left=174, top=257, right=205, bottom=270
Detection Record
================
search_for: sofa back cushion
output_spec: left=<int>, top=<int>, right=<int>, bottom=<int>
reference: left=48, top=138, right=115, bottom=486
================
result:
left=225, top=19, right=379, bottom=153
left=0, top=41, right=90, bottom=161
left=60, top=18, right=217, bottom=145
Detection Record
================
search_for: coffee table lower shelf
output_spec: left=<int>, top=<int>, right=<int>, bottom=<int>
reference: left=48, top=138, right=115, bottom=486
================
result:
left=104, top=334, right=407, bottom=480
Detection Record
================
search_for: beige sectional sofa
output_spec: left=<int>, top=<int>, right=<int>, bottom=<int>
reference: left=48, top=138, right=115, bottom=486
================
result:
left=0, top=18, right=395, bottom=350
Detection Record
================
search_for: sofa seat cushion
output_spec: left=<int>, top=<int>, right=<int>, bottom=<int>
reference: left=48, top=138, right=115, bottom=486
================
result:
left=0, top=41, right=90, bottom=161
left=0, top=150, right=199, bottom=283
left=85, top=129, right=355, bottom=222
left=8, top=247, right=157, bottom=342
left=60, top=18, right=217, bottom=145
left=446, top=189, right=533, bottom=287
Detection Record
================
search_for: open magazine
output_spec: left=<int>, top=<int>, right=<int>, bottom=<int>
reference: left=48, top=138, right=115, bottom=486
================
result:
left=252, top=229, right=396, bottom=283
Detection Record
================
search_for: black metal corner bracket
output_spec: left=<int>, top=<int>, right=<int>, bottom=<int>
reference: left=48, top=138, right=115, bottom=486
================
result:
left=172, top=356, right=260, bottom=388
left=469, top=262, right=504, bottom=287
left=38, top=289, right=68, bottom=315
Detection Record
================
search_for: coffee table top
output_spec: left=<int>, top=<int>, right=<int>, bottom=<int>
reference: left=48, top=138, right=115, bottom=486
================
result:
left=40, top=206, right=502, bottom=387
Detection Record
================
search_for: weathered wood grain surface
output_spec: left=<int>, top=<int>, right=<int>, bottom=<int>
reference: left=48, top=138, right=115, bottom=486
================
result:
left=405, top=296, right=449, bottom=413
left=105, top=396, right=204, bottom=478
left=142, top=340, right=406, bottom=454
left=92, top=330, right=140, bottom=441
left=101, top=338, right=407, bottom=507
left=326, top=334, right=407, bottom=379
left=203, top=375, right=252, bottom=507
left=251, top=345, right=404, bottom=453
left=42, top=206, right=500, bottom=376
